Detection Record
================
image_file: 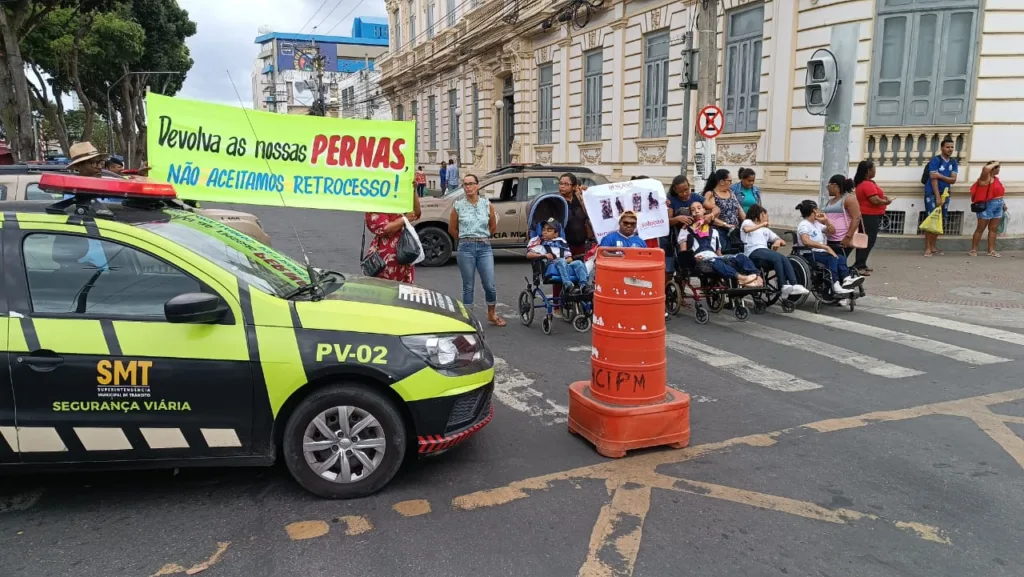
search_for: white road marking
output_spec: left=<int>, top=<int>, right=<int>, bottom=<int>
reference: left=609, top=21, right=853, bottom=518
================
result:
left=494, top=303, right=519, bottom=320
left=566, top=346, right=592, bottom=352
left=710, top=317, right=924, bottom=379
left=885, top=311, right=1024, bottom=348
left=665, top=334, right=822, bottom=392
left=781, top=310, right=1010, bottom=366
left=492, top=357, right=568, bottom=425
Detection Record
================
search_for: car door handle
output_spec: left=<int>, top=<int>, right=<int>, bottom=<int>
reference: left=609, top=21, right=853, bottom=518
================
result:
left=505, top=209, right=517, bottom=215
left=17, top=351, right=64, bottom=371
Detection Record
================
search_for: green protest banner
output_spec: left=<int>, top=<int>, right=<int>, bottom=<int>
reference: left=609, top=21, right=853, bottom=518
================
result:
left=146, top=93, right=415, bottom=213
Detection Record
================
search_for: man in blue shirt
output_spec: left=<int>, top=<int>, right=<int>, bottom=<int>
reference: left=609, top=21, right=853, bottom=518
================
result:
left=924, top=138, right=958, bottom=256
left=600, top=211, right=647, bottom=248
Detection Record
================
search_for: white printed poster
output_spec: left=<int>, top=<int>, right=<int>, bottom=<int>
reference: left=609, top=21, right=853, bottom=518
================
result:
left=582, top=178, right=668, bottom=241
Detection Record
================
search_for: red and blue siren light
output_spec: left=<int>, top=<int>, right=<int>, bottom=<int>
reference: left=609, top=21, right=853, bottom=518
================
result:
left=38, top=173, right=177, bottom=199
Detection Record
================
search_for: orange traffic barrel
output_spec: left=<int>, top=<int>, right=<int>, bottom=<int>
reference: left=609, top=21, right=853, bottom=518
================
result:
left=591, top=247, right=667, bottom=405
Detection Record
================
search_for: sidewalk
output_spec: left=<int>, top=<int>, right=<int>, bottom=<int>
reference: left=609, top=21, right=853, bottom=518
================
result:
left=858, top=249, right=1024, bottom=309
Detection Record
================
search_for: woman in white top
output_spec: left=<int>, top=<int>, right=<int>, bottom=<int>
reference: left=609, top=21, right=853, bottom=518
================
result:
left=740, top=205, right=808, bottom=296
left=794, top=200, right=863, bottom=296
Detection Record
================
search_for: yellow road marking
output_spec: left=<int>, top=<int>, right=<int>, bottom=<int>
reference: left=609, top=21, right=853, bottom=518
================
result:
left=578, top=483, right=651, bottom=577
left=285, top=520, right=330, bottom=541
left=336, top=515, right=373, bottom=536
left=393, top=499, right=432, bottom=517
left=150, top=542, right=230, bottom=577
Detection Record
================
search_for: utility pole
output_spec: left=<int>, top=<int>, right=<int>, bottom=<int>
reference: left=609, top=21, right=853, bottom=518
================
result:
left=364, top=54, right=371, bottom=119
left=815, top=23, right=859, bottom=205
left=693, top=0, right=719, bottom=192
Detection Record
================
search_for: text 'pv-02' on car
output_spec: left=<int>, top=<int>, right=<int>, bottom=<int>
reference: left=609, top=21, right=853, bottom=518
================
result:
left=0, top=173, right=494, bottom=498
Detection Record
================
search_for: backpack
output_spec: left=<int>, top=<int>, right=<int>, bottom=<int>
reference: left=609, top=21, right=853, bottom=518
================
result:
left=920, top=163, right=931, bottom=185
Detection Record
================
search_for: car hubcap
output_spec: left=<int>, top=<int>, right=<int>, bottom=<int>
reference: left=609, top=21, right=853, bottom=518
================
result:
left=421, top=233, right=443, bottom=260
left=302, top=405, right=386, bottom=484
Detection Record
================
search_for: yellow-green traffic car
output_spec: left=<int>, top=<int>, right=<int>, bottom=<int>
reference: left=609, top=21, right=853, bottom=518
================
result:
left=0, top=173, right=494, bottom=498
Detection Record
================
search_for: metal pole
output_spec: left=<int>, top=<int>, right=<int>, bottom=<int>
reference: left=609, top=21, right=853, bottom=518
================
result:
left=679, top=30, right=694, bottom=175
left=693, top=0, right=719, bottom=192
left=818, top=23, right=860, bottom=205
left=364, top=54, right=371, bottom=119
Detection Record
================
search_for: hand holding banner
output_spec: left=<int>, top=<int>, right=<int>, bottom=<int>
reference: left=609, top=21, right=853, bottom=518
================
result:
left=146, top=94, right=415, bottom=213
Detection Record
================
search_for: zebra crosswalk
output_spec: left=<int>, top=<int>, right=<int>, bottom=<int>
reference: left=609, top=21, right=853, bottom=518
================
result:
left=488, top=306, right=1024, bottom=423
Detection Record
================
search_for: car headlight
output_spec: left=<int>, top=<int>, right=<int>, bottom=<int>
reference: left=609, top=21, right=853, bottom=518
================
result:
left=401, top=334, right=490, bottom=375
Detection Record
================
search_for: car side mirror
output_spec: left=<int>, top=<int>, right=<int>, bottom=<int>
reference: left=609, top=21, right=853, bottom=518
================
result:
left=165, top=292, right=228, bottom=324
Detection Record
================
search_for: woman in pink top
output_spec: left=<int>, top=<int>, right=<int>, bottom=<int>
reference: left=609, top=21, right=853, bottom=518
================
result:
left=821, top=175, right=862, bottom=269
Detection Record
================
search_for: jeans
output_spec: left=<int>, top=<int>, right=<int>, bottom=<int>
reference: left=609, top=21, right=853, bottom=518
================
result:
left=749, top=248, right=797, bottom=286
left=809, top=251, right=850, bottom=283
left=549, top=258, right=589, bottom=287
left=853, top=215, right=880, bottom=269
left=457, top=241, right=497, bottom=306
left=707, top=254, right=758, bottom=279
left=553, top=244, right=588, bottom=300
left=416, top=183, right=426, bottom=197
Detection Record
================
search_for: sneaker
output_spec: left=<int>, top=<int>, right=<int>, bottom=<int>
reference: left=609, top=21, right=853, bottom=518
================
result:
left=833, top=281, right=854, bottom=295
left=789, top=285, right=810, bottom=296
left=842, top=276, right=865, bottom=288
left=781, top=284, right=794, bottom=296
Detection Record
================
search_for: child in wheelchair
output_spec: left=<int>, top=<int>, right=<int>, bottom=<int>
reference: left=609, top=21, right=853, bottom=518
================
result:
left=679, top=202, right=763, bottom=288
left=795, top=200, right=865, bottom=297
left=527, top=218, right=592, bottom=295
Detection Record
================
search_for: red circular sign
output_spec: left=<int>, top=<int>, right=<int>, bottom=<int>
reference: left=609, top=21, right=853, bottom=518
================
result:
left=697, top=105, right=725, bottom=139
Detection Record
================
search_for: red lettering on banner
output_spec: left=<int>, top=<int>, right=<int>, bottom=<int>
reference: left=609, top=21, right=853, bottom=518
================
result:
left=309, top=134, right=407, bottom=170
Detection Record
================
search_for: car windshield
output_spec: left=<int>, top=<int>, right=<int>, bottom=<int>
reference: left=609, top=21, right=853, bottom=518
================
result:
left=139, top=210, right=309, bottom=297
left=442, top=186, right=465, bottom=198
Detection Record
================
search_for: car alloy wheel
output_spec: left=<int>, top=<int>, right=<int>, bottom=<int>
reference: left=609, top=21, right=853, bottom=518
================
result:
left=302, top=405, right=386, bottom=484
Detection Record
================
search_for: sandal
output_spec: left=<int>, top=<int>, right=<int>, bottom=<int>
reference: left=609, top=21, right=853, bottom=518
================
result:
left=863, top=267, right=873, bottom=273
left=488, top=315, right=507, bottom=327
left=968, top=250, right=978, bottom=257
left=988, top=251, right=1002, bottom=258
left=923, top=251, right=934, bottom=257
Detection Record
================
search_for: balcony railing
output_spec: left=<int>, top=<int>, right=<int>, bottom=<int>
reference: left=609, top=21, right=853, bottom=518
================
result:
left=864, top=126, right=969, bottom=167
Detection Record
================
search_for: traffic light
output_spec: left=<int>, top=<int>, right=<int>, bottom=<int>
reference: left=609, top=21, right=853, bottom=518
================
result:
left=805, top=48, right=839, bottom=116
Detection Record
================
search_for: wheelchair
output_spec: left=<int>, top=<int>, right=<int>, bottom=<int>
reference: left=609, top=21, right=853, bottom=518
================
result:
left=518, top=258, right=593, bottom=334
left=782, top=231, right=866, bottom=314
left=665, top=228, right=778, bottom=325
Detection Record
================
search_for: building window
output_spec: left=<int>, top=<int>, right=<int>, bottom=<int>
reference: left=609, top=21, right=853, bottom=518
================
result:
left=642, top=31, right=669, bottom=138
left=472, top=83, right=480, bottom=146
left=446, top=0, right=456, bottom=27
left=427, top=4, right=435, bottom=39
left=392, top=11, right=401, bottom=51
left=583, top=50, right=603, bottom=142
left=723, top=4, right=763, bottom=134
left=429, top=95, right=437, bottom=149
left=869, top=0, right=979, bottom=126
left=449, top=89, right=459, bottom=150
left=396, top=104, right=404, bottom=121
left=408, top=2, right=416, bottom=48
left=538, top=64, right=553, bottom=145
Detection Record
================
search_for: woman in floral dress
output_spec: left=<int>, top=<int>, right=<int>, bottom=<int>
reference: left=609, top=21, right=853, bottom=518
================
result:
left=365, top=193, right=421, bottom=282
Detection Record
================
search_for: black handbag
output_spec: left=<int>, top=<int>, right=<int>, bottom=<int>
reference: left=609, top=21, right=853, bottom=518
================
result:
left=395, top=222, right=421, bottom=265
left=360, top=225, right=386, bottom=277
left=971, top=182, right=992, bottom=213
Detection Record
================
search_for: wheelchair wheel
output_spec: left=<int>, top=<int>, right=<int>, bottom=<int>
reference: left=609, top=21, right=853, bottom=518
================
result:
left=561, top=295, right=575, bottom=323
left=786, top=256, right=812, bottom=307
left=762, top=269, right=782, bottom=306
left=848, top=297, right=856, bottom=312
left=542, top=315, right=553, bottom=335
left=694, top=304, right=710, bottom=325
left=752, top=298, right=767, bottom=315
left=813, top=298, right=822, bottom=314
left=518, top=290, right=535, bottom=326
left=781, top=299, right=795, bottom=313
left=573, top=314, right=592, bottom=332
left=665, top=281, right=682, bottom=316
left=735, top=304, right=750, bottom=321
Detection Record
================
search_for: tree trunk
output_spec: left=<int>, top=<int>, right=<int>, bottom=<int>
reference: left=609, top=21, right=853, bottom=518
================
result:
left=132, top=80, right=147, bottom=166
left=0, top=9, right=38, bottom=161
left=28, top=64, right=70, bottom=155
left=118, top=69, right=136, bottom=164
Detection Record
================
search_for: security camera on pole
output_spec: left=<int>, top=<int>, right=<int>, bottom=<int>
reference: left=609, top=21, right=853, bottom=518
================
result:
left=805, top=23, right=860, bottom=205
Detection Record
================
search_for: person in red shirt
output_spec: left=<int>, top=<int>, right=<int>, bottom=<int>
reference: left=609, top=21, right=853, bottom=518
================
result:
left=969, top=161, right=1005, bottom=257
left=852, top=160, right=891, bottom=274
left=414, top=166, right=427, bottom=197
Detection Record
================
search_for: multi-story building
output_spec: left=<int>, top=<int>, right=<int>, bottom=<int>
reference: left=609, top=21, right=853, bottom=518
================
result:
left=379, top=0, right=1024, bottom=238
left=252, top=17, right=390, bottom=116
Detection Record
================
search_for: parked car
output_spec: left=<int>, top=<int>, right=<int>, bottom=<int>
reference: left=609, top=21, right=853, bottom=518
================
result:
left=0, top=165, right=272, bottom=245
left=415, top=165, right=609, bottom=266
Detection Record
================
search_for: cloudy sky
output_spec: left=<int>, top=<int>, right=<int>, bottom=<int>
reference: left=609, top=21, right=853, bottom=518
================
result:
left=176, top=0, right=387, bottom=106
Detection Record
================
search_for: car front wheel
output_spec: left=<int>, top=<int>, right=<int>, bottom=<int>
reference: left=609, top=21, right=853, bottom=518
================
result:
left=282, top=384, right=406, bottom=499
left=417, top=226, right=453, bottom=267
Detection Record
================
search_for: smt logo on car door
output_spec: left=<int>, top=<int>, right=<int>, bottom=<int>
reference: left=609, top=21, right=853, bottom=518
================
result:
left=3, top=225, right=253, bottom=462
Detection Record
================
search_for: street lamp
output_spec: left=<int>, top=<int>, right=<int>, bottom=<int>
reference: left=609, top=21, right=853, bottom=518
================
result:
left=107, top=70, right=183, bottom=165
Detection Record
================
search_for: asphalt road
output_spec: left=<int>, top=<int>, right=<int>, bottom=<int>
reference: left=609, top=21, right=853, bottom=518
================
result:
left=2, top=205, right=1024, bottom=577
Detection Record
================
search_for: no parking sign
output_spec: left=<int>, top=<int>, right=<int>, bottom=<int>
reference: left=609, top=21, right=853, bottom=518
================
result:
left=697, top=105, right=724, bottom=139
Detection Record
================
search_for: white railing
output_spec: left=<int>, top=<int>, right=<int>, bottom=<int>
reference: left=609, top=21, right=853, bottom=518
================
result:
left=863, top=126, right=970, bottom=168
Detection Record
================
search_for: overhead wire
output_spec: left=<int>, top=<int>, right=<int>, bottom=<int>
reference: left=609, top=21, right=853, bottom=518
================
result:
left=298, top=0, right=331, bottom=33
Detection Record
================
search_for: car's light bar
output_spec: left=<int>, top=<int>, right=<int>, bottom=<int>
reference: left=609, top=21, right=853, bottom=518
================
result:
left=38, top=173, right=177, bottom=199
